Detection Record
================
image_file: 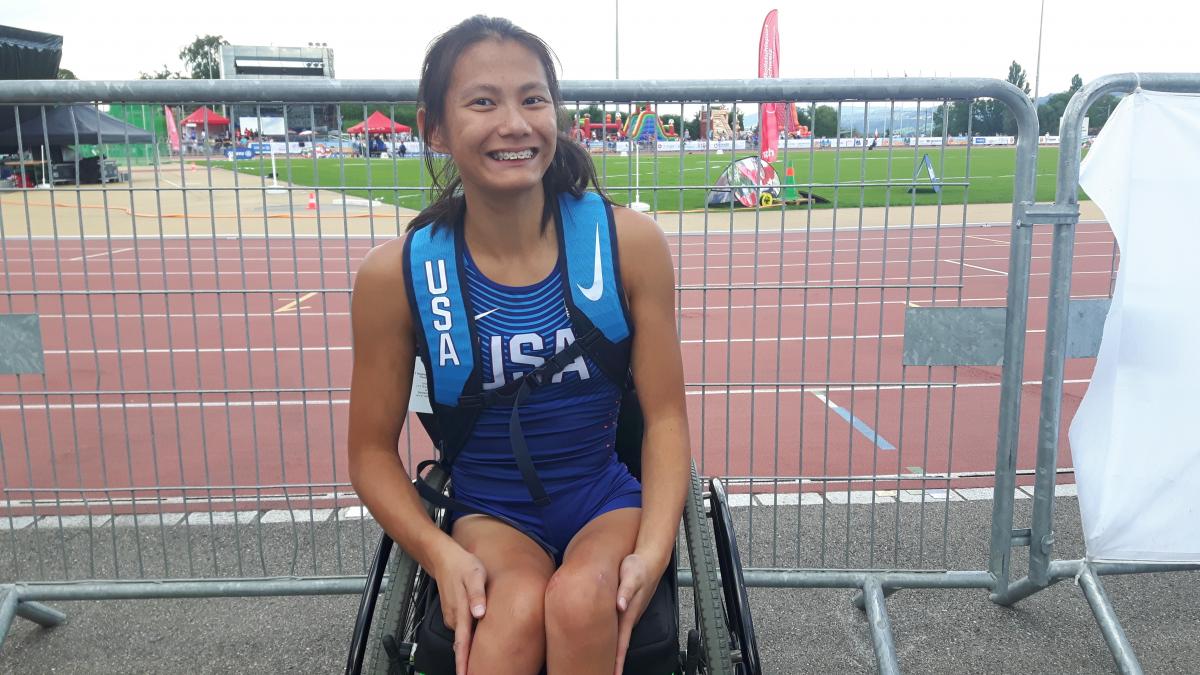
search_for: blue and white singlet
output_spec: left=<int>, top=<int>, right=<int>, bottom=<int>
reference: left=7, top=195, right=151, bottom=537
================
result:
left=448, top=246, right=641, bottom=561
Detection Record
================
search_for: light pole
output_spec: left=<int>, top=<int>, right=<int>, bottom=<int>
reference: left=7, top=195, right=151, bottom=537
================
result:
left=1033, top=0, right=1046, bottom=103
left=615, top=0, right=620, bottom=79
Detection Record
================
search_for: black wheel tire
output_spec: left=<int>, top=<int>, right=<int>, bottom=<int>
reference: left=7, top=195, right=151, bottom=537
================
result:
left=683, top=461, right=734, bottom=674
left=365, top=548, right=422, bottom=675
left=365, top=467, right=449, bottom=675
left=709, top=478, right=762, bottom=675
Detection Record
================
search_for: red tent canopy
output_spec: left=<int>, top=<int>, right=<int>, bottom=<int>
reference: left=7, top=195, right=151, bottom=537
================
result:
left=182, top=106, right=230, bottom=127
left=347, top=111, right=411, bottom=135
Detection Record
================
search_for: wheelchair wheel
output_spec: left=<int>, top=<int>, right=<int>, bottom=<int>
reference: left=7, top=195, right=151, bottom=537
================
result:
left=683, top=461, right=734, bottom=674
left=354, top=467, right=449, bottom=675
left=365, top=543, right=428, bottom=675
left=709, top=478, right=762, bottom=675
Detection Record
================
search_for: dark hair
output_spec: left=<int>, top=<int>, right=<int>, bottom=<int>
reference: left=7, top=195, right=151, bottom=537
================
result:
left=407, top=15, right=607, bottom=233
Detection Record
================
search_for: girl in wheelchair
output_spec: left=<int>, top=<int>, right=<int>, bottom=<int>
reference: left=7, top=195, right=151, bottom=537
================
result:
left=347, top=15, right=691, bottom=675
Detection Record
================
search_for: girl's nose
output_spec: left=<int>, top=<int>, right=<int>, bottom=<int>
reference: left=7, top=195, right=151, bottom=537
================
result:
left=498, top=104, right=533, bottom=136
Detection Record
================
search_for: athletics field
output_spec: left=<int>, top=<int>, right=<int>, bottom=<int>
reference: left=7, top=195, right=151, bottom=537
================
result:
left=210, top=145, right=1071, bottom=213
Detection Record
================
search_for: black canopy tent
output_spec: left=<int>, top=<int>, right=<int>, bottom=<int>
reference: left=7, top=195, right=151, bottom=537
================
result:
left=0, top=25, right=64, bottom=146
left=0, top=25, right=62, bottom=79
left=0, top=105, right=156, bottom=149
left=0, top=106, right=155, bottom=184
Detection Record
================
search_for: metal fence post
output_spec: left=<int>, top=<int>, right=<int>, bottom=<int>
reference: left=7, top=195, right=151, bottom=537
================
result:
left=0, top=77, right=1044, bottom=671
left=992, top=72, right=1200, bottom=673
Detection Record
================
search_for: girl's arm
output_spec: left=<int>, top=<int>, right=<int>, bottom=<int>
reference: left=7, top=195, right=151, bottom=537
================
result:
left=615, top=207, right=691, bottom=576
left=347, top=237, right=455, bottom=570
left=347, top=238, right=487, bottom=675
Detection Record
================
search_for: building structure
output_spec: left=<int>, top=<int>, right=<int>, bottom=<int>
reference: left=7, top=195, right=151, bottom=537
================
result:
left=219, top=44, right=338, bottom=133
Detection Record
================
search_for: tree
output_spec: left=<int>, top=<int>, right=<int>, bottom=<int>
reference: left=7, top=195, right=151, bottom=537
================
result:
left=57, top=68, right=77, bottom=80
left=932, top=101, right=972, bottom=136
left=1037, top=74, right=1085, bottom=135
left=139, top=64, right=184, bottom=80
left=812, top=105, right=838, bottom=138
left=1086, top=94, right=1122, bottom=134
left=1000, top=60, right=1031, bottom=135
left=795, top=107, right=812, bottom=130
left=1007, top=61, right=1031, bottom=97
left=179, top=35, right=229, bottom=80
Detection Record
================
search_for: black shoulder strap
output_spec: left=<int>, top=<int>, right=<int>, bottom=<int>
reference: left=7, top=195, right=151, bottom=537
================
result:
left=405, top=193, right=638, bottom=510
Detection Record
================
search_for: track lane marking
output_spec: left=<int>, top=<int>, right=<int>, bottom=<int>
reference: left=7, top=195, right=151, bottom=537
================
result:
left=942, top=258, right=1007, bottom=275
left=0, top=379, right=1096, bottom=412
left=274, top=292, right=316, bottom=313
left=811, top=391, right=897, bottom=451
left=69, top=247, right=133, bottom=262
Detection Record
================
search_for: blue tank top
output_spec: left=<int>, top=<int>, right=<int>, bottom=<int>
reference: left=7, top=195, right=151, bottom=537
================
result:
left=450, top=248, right=623, bottom=503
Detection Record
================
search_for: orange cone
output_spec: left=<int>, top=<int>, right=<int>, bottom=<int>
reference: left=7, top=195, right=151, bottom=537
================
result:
left=307, top=192, right=317, bottom=210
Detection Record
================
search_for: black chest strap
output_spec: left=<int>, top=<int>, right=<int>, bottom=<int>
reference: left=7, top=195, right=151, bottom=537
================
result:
left=416, top=327, right=602, bottom=510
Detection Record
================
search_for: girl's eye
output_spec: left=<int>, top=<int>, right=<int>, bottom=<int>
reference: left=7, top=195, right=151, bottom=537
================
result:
left=524, top=96, right=548, bottom=105
left=472, top=97, right=494, bottom=106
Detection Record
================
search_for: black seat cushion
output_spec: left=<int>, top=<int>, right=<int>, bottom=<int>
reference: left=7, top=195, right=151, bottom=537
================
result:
left=413, top=569, right=679, bottom=674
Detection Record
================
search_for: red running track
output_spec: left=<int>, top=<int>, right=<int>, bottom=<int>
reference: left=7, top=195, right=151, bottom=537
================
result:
left=0, top=223, right=1116, bottom=514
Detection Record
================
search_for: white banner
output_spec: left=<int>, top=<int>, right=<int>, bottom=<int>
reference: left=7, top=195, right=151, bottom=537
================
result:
left=238, top=116, right=286, bottom=136
left=969, top=136, right=1016, bottom=146
left=1071, top=90, right=1200, bottom=563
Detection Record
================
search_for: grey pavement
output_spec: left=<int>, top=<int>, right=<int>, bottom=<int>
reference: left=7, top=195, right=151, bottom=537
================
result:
left=3, top=496, right=1199, bottom=674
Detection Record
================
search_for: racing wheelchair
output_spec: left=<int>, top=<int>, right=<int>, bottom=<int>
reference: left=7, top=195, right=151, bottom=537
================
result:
left=345, top=393, right=760, bottom=675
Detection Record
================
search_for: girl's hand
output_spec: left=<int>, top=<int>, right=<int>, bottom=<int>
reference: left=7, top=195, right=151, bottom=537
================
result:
left=432, top=546, right=489, bottom=675
left=612, top=552, right=657, bottom=674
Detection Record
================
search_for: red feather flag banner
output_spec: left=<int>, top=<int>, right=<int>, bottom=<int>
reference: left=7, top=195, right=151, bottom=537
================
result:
left=758, top=9, right=780, bottom=163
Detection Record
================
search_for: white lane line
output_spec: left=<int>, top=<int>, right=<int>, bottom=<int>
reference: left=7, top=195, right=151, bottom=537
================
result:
left=68, top=247, right=134, bottom=262
left=39, top=322, right=1078, bottom=357
left=942, top=258, right=1008, bottom=275
left=11, top=233, right=1114, bottom=260
left=0, top=378, right=1096, bottom=412
left=11, top=251, right=1119, bottom=272
left=0, top=483, right=1082, bottom=527
left=33, top=292, right=1112, bottom=322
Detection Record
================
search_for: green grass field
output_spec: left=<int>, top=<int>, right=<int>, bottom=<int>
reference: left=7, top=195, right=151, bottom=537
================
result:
left=211, top=145, right=1066, bottom=212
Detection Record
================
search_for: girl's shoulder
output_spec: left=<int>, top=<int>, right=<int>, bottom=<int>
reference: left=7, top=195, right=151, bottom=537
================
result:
left=609, top=204, right=670, bottom=295
left=351, top=233, right=415, bottom=336
left=610, top=203, right=665, bottom=251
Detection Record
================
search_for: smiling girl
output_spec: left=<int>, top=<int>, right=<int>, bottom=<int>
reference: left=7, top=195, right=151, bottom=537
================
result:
left=347, top=16, right=689, bottom=675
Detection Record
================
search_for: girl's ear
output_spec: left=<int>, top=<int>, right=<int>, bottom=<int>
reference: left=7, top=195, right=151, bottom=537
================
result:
left=417, top=108, right=447, bottom=153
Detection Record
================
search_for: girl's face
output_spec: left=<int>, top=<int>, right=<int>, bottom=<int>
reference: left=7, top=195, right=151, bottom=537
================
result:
left=424, top=38, right=558, bottom=200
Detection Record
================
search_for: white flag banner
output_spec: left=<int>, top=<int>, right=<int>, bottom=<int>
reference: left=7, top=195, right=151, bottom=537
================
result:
left=1071, top=89, right=1200, bottom=563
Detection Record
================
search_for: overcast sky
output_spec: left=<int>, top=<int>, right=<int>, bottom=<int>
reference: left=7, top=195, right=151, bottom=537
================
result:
left=8, top=0, right=1196, bottom=97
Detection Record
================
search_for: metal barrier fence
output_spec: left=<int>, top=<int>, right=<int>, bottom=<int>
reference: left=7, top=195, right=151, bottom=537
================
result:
left=989, top=72, right=1200, bottom=675
left=1, top=78, right=1044, bottom=670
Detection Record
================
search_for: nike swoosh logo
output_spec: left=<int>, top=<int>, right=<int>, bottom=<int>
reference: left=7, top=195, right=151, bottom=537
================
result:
left=577, top=223, right=603, bottom=302
left=474, top=307, right=499, bottom=320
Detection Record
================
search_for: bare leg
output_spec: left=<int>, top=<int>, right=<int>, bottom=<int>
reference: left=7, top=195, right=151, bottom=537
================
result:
left=452, top=515, right=556, bottom=675
left=543, top=508, right=641, bottom=674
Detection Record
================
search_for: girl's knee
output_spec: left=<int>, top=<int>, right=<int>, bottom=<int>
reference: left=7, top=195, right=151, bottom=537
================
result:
left=543, top=564, right=618, bottom=634
left=484, top=569, right=549, bottom=639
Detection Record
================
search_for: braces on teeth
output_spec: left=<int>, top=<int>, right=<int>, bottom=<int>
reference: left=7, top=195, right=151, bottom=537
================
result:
left=492, top=150, right=534, bottom=160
